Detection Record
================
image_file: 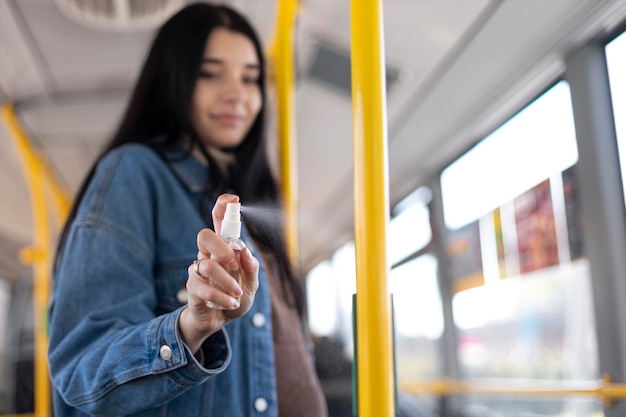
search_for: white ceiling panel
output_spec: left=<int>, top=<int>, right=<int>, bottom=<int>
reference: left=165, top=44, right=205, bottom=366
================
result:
left=18, top=1, right=153, bottom=92
left=0, top=1, right=48, bottom=99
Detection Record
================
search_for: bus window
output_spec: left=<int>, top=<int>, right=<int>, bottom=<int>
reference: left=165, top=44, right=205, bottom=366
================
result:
left=388, top=187, right=432, bottom=266
left=391, top=253, right=443, bottom=416
left=606, top=31, right=626, bottom=208
left=307, top=242, right=356, bottom=415
left=307, top=186, right=439, bottom=416
left=440, top=81, right=600, bottom=415
left=441, top=81, right=578, bottom=230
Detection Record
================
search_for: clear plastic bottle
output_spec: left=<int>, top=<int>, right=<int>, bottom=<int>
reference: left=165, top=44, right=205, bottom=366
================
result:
left=219, top=202, right=246, bottom=303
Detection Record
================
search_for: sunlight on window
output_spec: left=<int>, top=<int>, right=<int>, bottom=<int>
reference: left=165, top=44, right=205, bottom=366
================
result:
left=331, top=242, right=358, bottom=357
left=390, top=254, right=442, bottom=339
left=441, top=81, right=578, bottom=230
left=453, top=277, right=521, bottom=330
left=307, top=192, right=437, bottom=349
left=306, top=242, right=357, bottom=344
left=306, top=261, right=338, bottom=337
left=453, top=261, right=598, bottom=382
left=606, top=31, right=626, bottom=206
left=388, top=203, right=430, bottom=266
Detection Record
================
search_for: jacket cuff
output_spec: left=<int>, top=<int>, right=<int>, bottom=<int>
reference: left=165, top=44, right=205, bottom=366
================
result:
left=149, top=307, right=231, bottom=385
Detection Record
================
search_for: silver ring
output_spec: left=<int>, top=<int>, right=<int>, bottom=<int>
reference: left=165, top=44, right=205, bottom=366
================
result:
left=205, top=300, right=215, bottom=309
left=193, top=260, right=203, bottom=278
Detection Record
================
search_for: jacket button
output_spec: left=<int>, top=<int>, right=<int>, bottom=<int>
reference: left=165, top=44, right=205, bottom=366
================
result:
left=251, top=313, right=266, bottom=328
left=254, top=397, right=268, bottom=412
left=160, top=344, right=173, bottom=361
left=177, top=288, right=188, bottom=303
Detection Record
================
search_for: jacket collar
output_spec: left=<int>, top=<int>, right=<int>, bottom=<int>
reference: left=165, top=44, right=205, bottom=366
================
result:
left=163, top=146, right=208, bottom=193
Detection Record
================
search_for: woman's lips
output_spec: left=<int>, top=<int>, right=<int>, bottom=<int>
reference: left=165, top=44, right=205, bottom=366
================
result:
left=211, top=113, right=244, bottom=126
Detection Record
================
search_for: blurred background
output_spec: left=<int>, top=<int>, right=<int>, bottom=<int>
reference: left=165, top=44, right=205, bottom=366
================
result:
left=3, top=0, right=626, bottom=416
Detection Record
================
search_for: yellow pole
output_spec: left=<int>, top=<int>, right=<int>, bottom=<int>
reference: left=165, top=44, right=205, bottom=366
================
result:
left=2, top=103, right=69, bottom=417
left=271, top=0, right=300, bottom=263
left=350, top=1, right=395, bottom=416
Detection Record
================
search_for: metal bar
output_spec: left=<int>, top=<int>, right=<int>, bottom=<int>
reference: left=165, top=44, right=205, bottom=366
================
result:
left=1, top=103, right=51, bottom=416
left=565, top=41, right=626, bottom=416
left=350, top=1, right=394, bottom=416
left=429, top=177, right=461, bottom=416
left=399, top=376, right=626, bottom=407
left=270, top=0, right=300, bottom=263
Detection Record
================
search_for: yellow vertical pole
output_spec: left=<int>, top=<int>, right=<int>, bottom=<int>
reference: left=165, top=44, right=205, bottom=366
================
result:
left=2, top=103, right=50, bottom=417
left=272, top=0, right=300, bottom=263
left=2, top=103, right=69, bottom=417
left=350, top=1, right=395, bottom=416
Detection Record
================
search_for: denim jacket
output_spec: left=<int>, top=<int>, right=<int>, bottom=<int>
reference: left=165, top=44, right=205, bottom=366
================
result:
left=48, top=144, right=277, bottom=417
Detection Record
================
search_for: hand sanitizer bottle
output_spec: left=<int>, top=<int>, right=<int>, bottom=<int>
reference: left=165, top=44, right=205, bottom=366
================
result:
left=220, top=202, right=246, bottom=303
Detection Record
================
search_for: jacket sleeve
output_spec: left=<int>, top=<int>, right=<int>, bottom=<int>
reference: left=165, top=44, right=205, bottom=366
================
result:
left=47, top=147, right=231, bottom=416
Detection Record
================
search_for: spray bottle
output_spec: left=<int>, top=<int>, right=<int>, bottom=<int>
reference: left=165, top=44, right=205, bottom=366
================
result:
left=220, top=202, right=246, bottom=303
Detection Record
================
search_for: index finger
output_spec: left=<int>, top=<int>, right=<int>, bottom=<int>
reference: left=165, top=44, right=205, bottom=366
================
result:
left=212, top=194, right=239, bottom=236
left=197, top=228, right=238, bottom=269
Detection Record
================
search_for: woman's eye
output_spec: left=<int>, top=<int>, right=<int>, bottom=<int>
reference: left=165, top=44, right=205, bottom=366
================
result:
left=199, top=71, right=218, bottom=79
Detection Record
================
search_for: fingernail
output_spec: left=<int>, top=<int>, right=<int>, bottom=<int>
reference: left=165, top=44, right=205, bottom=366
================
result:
left=234, top=286, right=243, bottom=296
left=228, top=259, right=239, bottom=270
left=231, top=298, right=240, bottom=309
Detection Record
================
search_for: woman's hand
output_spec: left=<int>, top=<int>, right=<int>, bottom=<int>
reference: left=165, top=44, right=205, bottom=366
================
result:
left=179, top=194, right=259, bottom=355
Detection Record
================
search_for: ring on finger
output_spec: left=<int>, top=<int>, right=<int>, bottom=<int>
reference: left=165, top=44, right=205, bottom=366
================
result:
left=193, top=260, right=203, bottom=278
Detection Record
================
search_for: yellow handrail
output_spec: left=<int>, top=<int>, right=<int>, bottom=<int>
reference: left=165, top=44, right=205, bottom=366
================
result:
left=2, top=103, right=70, bottom=417
left=269, top=0, right=300, bottom=264
left=399, top=374, right=626, bottom=408
left=350, top=0, right=395, bottom=416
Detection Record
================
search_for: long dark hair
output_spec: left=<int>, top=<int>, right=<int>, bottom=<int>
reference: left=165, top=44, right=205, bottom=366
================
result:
left=55, top=3, right=304, bottom=316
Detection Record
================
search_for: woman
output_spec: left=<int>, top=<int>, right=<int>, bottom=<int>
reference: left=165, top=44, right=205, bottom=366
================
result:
left=47, top=3, right=328, bottom=416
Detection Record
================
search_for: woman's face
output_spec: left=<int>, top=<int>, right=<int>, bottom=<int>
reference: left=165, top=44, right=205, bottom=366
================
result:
left=191, top=28, right=262, bottom=150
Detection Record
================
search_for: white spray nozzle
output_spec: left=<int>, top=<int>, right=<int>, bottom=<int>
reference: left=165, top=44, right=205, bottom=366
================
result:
left=221, top=202, right=242, bottom=238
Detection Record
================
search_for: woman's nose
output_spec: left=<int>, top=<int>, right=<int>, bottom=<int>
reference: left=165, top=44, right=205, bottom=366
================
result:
left=222, top=78, right=246, bottom=102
